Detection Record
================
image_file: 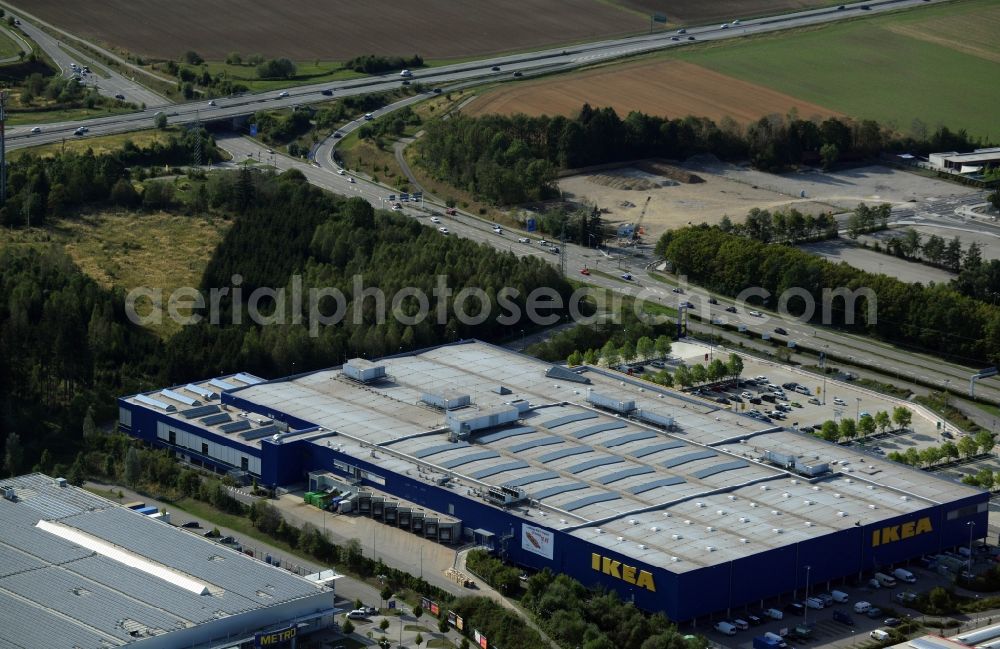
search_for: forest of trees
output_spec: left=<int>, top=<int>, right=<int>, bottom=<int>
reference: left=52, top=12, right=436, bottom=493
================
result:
left=343, top=54, right=424, bottom=74
left=1, top=128, right=221, bottom=227
left=720, top=206, right=840, bottom=243
left=1, top=153, right=572, bottom=474
left=655, top=226, right=1000, bottom=364
left=417, top=105, right=989, bottom=206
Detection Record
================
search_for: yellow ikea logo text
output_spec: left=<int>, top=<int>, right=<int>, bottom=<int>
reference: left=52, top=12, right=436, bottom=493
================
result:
left=591, top=553, right=656, bottom=592
left=871, top=517, right=932, bottom=547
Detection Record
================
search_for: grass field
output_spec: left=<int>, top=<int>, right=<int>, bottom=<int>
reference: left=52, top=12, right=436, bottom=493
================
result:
left=7, top=103, right=140, bottom=126
left=464, top=59, right=840, bottom=123
left=200, top=61, right=365, bottom=93
left=673, top=0, right=1000, bottom=137
left=0, top=209, right=229, bottom=339
left=0, top=26, right=24, bottom=59
left=17, top=0, right=645, bottom=61
left=10, top=128, right=175, bottom=160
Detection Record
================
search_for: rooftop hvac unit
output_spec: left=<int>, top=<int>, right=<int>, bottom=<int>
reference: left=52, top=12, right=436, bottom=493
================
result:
left=794, top=459, right=830, bottom=476
left=636, top=409, right=673, bottom=429
left=2, top=487, right=16, bottom=502
left=55, top=478, right=67, bottom=488
left=585, top=390, right=635, bottom=414
left=342, top=358, right=387, bottom=383
left=447, top=405, right=519, bottom=437
left=421, top=390, right=471, bottom=411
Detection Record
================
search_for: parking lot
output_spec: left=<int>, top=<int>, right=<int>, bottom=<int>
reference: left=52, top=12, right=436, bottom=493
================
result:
left=661, top=341, right=944, bottom=446
left=700, top=549, right=1000, bottom=649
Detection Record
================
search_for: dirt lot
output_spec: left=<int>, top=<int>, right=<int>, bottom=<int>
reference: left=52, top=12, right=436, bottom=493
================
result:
left=464, top=60, right=839, bottom=123
left=799, top=240, right=957, bottom=285
left=558, top=162, right=983, bottom=242
left=616, top=0, right=836, bottom=25
left=17, top=0, right=645, bottom=60
left=860, top=225, right=1000, bottom=264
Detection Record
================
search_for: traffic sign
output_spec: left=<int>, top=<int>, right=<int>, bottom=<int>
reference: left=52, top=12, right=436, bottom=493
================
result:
left=387, top=195, right=396, bottom=201
left=250, top=124, right=258, bottom=136
left=400, top=192, right=410, bottom=201
left=652, top=12, right=667, bottom=23
left=388, top=600, right=396, bottom=609
left=412, top=192, right=423, bottom=200
left=977, top=367, right=998, bottom=378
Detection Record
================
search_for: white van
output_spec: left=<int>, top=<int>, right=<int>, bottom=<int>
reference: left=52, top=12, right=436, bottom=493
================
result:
left=831, top=590, right=849, bottom=603
left=870, top=630, right=890, bottom=641
left=805, top=597, right=825, bottom=610
left=875, top=572, right=897, bottom=587
left=854, top=601, right=871, bottom=614
left=764, top=632, right=787, bottom=647
left=714, top=621, right=737, bottom=636
left=733, top=619, right=749, bottom=631
left=763, top=608, right=783, bottom=620
left=893, top=568, right=916, bottom=583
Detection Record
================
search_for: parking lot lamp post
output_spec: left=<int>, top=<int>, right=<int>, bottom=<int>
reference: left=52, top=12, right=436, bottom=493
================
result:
left=803, top=565, right=811, bottom=627
left=968, top=521, right=976, bottom=575
left=856, top=397, right=862, bottom=422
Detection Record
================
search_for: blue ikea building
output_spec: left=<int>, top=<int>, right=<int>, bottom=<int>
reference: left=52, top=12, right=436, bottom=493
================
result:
left=119, top=341, right=989, bottom=621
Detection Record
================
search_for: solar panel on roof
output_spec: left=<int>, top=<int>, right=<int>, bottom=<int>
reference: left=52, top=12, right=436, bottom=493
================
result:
left=181, top=405, right=220, bottom=419
left=241, top=425, right=280, bottom=441
left=209, top=378, right=237, bottom=391
left=233, top=372, right=264, bottom=385
left=439, top=451, right=500, bottom=469
left=542, top=412, right=597, bottom=429
left=538, top=446, right=592, bottom=463
left=470, top=460, right=530, bottom=479
left=662, top=450, right=717, bottom=468
left=508, top=436, right=563, bottom=453
left=690, top=460, right=750, bottom=479
left=572, top=421, right=627, bottom=439
left=413, top=442, right=471, bottom=458
left=503, top=471, right=559, bottom=487
left=628, top=476, right=686, bottom=494
left=533, top=482, right=588, bottom=499
left=476, top=426, right=536, bottom=444
left=602, top=431, right=657, bottom=448
left=596, top=466, right=655, bottom=485
left=630, top=440, right=686, bottom=457
left=563, top=492, right=620, bottom=512
left=218, top=420, right=251, bottom=434
left=199, top=413, right=232, bottom=426
left=566, top=456, right=623, bottom=474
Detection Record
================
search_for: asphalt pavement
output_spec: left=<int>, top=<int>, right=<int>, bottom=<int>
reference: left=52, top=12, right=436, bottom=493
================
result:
left=7, top=0, right=949, bottom=145
left=6, top=11, right=167, bottom=108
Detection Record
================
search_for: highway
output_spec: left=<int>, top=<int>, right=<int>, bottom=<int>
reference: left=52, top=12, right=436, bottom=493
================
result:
left=218, top=130, right=1000, bottom=408
left=12, top=0, right=998, bottom=404
left=7, top=9, right=168, bottom=108
left=9, top=0, right=949, bottom=147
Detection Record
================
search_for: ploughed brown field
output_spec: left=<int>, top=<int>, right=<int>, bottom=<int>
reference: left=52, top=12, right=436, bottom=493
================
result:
left=463, top=60, right=840, bottom=123
left=17, top=0, right=646, bottom=60
left=618, top=0, right=836, bottom=25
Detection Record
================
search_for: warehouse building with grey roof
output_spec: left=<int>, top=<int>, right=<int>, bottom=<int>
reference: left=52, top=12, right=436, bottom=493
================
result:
left=119, top=340, right=988, bottom=621
left=0, top=473, right=337, bottom=648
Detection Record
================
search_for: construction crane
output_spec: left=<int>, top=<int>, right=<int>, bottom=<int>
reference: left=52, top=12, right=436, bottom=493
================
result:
left=632, top=195, right=651, bottom=243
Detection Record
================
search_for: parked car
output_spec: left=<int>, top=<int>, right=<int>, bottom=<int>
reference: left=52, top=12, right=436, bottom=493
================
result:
left=725, top=306, right=738, bottom=313
left=181, top=521, right=201, bottom=528
left=321, top=89, right=334, bottom=96
left=785, top=602, right=804, bottom=616
left=763, top=608, right=783, bottom=620
left=866, top=607, right=883, bottom=619
left=347, top=609, right=368, bottom=620
left=833, top=609, right=854, bottom=625
left=884, top=618, right=901, bottom=627
left=430, top=216, right=441, bottom=223
left=774, top=327, right=787, bottom=335
left=518, top=237, right=530, bottom=243
left=438, top=227, right=449, bottom=234
left=580, top=268, right=591, bottom=276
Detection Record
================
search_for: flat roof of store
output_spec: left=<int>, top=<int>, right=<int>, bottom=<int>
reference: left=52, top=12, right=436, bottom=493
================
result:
left=143, top=341, right=982, bottom=573
left=0, top=473, right=329, bottom=648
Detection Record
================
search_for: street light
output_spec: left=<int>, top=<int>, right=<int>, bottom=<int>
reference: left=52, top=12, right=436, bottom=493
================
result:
left=967, top=521, right=976, bottom=575
left=801, top=564, right=812, bottom=626
left=856, top=397, right=862, bottom=422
